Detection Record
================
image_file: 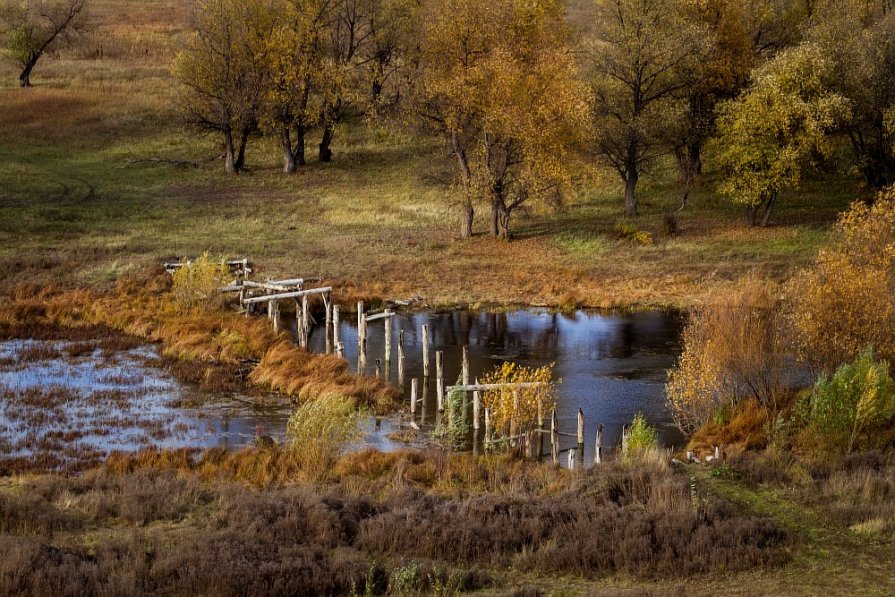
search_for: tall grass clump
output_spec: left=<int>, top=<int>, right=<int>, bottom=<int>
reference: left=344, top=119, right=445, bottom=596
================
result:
left=796, top=349, right=895, bottom=453
left=666, top=283, right=790, bottom=436
left=433, top=377, right=469, bottom=449
left=788, top=185, right=895, bottom=372
left=170, top=252, right=230, bottom=314
left=287, top=394, right=366, bottom=481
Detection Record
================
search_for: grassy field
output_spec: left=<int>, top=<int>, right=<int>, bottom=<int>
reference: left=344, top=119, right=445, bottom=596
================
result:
left=0, top=0, right=869, bottom=309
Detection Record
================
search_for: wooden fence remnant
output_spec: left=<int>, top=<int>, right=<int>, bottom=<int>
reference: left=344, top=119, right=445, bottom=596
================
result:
left=594, top=424, right=604, bottom=465
left=577, top=409, right=585, bottom=468
left=333, top=305, right=341, bottom=353
left=421, top=324, right=430, bottom=378
left=435, top=351, right=444, bottom=412
left=410, top=378, right=418, bottom=415
left=551, top=408, right=559, bottom=465
left=397, top=330, right=405, bottom=388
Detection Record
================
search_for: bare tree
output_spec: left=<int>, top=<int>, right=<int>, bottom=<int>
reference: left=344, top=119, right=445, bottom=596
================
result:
left=0, top=0, right=88, bottom=87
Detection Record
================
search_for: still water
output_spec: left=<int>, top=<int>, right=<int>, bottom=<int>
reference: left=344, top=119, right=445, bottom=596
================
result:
left=0, top=309, right=684, bottom=468
left=306, top=308, right=686, bottom=459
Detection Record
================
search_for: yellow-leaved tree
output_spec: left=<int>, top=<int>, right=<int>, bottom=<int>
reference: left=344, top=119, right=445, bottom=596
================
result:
left=788, top=186, right=895, bottom=372
left=411, top=0, right=587, bottom=239
left=714, top=42, right=851, bottom=226
left=173, top=0, right=276, bottom=174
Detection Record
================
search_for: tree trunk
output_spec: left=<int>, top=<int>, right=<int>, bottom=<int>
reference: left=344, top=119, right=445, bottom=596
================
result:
left=759, top=193, right=777, bottom=227
left=624, top=174, right=638, bottom=217
left=281, top=128, right=296, bottom=174
left=319, top=124, right=334, bottom=162
left=19, top=60, right=35, bottom=87
left=294, top=125, right=306, bottom=166
left=224, top=130, right=238, bottom=174
left=235, top=129, right=249, bottom=172
left=460, top=202, right=474, bottom=238
left=490, top=201, right=510, bottom=240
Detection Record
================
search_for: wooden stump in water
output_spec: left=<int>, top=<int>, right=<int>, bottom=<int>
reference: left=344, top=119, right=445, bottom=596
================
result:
left=422, top=324, right=430, bottom=378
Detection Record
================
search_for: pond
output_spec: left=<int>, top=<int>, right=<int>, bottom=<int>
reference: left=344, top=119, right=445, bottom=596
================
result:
left=0, top=309, right=684, bottom=470
left=305, top=308, right=686, bottom=460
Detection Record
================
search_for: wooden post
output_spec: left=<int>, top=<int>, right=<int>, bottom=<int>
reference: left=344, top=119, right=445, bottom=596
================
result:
left=269, top=300, right=280, bottom=334
left=568, top=449, right=576, bottom=469
left=622, top=424, right=628, bottom=456
left=384, top=310, right=392, bottom=369
left=577, top=409, right=585, bottom=469
left=333, top=305, right=341, bottom=352
left=435, top=350, right=444, bottom=412
left=421, top=324, right=430, bottom=378
left=473, top=388, right=481, bottom=430
left=375, top=359, right=381, bottom=379
left=511, top=390, right=520, bottom=450
left=461, top=346, right=469, bottom=385
left=714, top=445, right=721, bottom=461
left=301, top=294, right=309, bottom=348
left=335, top=341, right=344, bottom=358
left=410, top=378, right=418, bottom=415
left=359, top=337, right=367, bottom=372
left=594, top=424, right=604, bottom=465
left=324, top=292, right=333, bottom=354
left=537, top=396, right=544, bottom=458
left=484, top=407, right=491, bottom=447
left=357, top=300, right=365, bottom=353
left=397, top=330, right=405, bottom=388
left=551, top=407, right=558, bottom=465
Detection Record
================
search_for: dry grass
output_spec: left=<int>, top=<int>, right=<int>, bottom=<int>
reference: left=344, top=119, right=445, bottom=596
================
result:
left=0, top=272, right=398, bottom=413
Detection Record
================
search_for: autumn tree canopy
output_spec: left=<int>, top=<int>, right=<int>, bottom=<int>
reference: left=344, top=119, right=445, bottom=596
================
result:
left=412, top=0, right=586, bottom=239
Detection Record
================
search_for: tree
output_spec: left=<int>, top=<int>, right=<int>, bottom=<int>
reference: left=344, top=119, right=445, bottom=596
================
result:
left=0, top=0, right=87, bottom=87
left=317, top=0, right=416, bottom=162
left=807, top=1, right=895, bottom=187
left=586, top=0, right=712, bottom=216
left=263, top=0, right=330, bottom=173
left=714, top=43, right=850, bottom=226
left=173, top=0, right=275, bottom=174
left=412, top=0, right=585, bottom=239
left=665, top=0, right=754, bottom=210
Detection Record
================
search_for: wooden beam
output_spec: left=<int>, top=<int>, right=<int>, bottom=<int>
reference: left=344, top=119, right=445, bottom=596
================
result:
left=444, top=382, right=549, bottom=392
left=241, top=287, right=333, bottom=304
left=364, top=310, right=397, bottom=322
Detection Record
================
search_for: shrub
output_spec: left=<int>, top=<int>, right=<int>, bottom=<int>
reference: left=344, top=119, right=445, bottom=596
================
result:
left=480, top=363, right=557, bottom=452
left=623, top=413, right=658, bottom=460
left=433, top=376, right=469, bottom=449
left=613, top=219, right=653, bottom=245
left=170, top=252, right=230, bottom=314
left=796, top=349, right=895, bottom=453
left=666, top=284, right=789, bottom=435
left=287, top=394, right=366, bottom=481
left=788, top=186, right=895, bottom=371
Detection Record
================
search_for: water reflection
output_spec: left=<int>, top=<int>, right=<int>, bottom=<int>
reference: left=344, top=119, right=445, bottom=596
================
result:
left=306, top=308, right=686, bottom=458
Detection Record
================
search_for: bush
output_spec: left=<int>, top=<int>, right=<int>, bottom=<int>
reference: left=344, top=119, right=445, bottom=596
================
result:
left=666, top=284, right=789, bottom=435
left=613, top=219, right=653, bottom=245
left=170, top=252, right=230, bottom=314
left=287, top=394, right=366, bottom=481
left=623, top=413, right=658, bottom=460
left=788, top=186, right=895, bottom=371
left=480, top=363, right=556, bottom=451
left=796, top=349, right=895, bottom=453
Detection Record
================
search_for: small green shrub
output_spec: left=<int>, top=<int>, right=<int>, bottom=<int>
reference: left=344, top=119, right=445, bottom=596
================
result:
left=433, top=376, right=469, bottom=450
left=170, top=252, right=229, bottom=313
left=623, top=413, right=659, bottom=459
left=287, top=394, right=366, bottom=481
left=796, top=349, right=895, bottom=453
left=613, top=220, right=653, bottom=245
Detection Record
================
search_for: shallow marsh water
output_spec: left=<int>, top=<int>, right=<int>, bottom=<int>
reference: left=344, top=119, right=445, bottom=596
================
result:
left=0, top=309, right=683, bottom=469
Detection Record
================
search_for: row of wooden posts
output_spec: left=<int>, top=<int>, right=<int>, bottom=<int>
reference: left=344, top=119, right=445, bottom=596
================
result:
left=223, top=276, right=698, bottom=467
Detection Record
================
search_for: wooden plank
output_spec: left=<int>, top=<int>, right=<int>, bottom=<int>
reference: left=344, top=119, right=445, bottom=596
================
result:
left=333, top=305, right=341, bottom=351
left=397, top=330, right=405, bottom=387
left=364, top=311, right=397, bottom=322
left=445, top=382, right=548, bottom=392
left=242, top=287, right=333, bottom=304
left=594, top=424, right=604, bottom=465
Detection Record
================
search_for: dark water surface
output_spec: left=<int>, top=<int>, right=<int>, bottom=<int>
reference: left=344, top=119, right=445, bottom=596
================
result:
left=306, top=308, right=686, bottom=459
left=0, top=309, right=684, bottom=467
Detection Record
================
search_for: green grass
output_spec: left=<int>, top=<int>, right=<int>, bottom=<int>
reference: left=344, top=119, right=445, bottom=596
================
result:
left=0, top=1, right=870, bottom=310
